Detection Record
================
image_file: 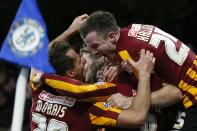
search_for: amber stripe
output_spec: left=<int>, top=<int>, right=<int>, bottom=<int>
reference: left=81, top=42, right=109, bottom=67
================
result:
left=89, top=102, right=120, bottom=119
left=193, top=60, right=197, bottom=66
left=186, top=68, right=197, bottom=81
left=89, top=113, right=117, bottom=126
left=179, top=80, right=197, bottom=108
left=54, top=86, right=117, bottom=101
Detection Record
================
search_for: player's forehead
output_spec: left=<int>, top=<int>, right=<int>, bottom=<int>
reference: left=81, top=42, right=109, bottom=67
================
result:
left=84, top=31, right=105, bottom=44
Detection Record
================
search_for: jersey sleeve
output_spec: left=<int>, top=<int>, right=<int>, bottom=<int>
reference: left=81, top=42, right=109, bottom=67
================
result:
left=41, top=74, right=117, bottom=102
left=89, top=102, right=121, bottom=127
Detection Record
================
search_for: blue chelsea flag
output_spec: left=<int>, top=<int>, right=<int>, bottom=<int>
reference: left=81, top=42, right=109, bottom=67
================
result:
left=0, top=0, right=55, bottom=73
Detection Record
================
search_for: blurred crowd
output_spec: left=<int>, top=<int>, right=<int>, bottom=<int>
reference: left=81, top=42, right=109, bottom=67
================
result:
left=0, top=62, right=31, bottom=131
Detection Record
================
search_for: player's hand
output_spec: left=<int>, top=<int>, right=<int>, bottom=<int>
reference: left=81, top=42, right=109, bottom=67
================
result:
left=106, top=93, right=133, bottom=109
left=101, top=64, right=122, bottom=82
left=126, top=49, right=155, bottom=77
left=68, top=14, right=89, bottom=33
left=30, top=68, right=43, bottom=83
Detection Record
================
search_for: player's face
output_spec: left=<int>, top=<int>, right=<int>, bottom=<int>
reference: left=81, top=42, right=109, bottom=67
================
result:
left=66, top=49, right=86, bottom=80
left=83, top=31, right=116, bottom=57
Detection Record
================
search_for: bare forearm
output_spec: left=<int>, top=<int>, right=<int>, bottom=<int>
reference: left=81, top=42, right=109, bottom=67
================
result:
left=117, top=73, right=151, bottom=128
left=49, top=14, right=88, bottom=48
left=119, top=83, right=182, bottom=109
left=117, top=49, right=154, bottom=128
left=131, top=73, right=151, bottom=117
left=151, top=84, right=182, bottom=108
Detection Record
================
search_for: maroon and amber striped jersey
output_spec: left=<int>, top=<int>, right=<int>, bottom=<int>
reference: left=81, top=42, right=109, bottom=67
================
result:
left=30, top=73, right=124, bottom=131
left=30, top=84, right=93, bottom=131
left=116, top=24, right=197, bottom=108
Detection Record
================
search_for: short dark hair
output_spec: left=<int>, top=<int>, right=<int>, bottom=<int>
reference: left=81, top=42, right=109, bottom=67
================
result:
left=80, top=11, right=119, bottom=39
left=49, top=41, right=75, bottom=76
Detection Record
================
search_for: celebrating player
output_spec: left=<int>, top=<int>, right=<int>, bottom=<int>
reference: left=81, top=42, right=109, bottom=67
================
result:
left=79, top=10, right=197, bottom=131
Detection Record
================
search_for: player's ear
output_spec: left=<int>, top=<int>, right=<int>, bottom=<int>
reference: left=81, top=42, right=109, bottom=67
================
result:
left=107, top=31, right=117, bottom=44
left=66, top=70, right=75, bottom=78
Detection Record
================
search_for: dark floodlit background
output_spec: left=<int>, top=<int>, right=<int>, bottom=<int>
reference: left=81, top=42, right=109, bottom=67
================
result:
left=0, top=0, right=196, bottom=130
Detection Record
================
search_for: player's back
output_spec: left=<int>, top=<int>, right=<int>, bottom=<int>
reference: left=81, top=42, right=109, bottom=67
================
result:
left=30, top=83, right=93, bottom=131
left=116, top=24, right=197, bottom=108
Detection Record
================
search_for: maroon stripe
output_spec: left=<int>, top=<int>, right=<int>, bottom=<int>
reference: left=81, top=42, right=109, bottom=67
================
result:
left=89, top=104, right=119, bottom=120
left=56, top=86, right=117, bottom=99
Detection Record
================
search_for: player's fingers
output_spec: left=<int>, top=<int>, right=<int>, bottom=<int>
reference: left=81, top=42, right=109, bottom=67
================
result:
left=109, top=71, right=117, bottom=82
left=150, top=53, right=154, bottom=59
left=106, top=98, right=114, bottom=107
left=106, top=67, right=113, bottom=79
left=106, top=96, right=112, bottom=103
left=80, top=14, right=89, bottom=19
left=103, top=65, right=109, bottom=73
left=152, top=57, right=156, bottom=64
left=146, top=50, right=151, bottom=59
left=103, top=66, right=111, bottom=81
left=140, top=49, right=146, bottom=56
left=108, top=101, right=116, bottom=107
left=146, top=50, right=150, bottom=55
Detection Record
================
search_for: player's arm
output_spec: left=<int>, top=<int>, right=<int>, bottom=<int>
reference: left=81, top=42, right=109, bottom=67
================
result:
left=116, top=49, right=155, bottom=128
left=108, top=83, right=182, bottom=109
left=89, top=102, right=153, bottom=129
left=151, top=83, right=183, bottom=108
left=49, top=14, right=88, bottom=48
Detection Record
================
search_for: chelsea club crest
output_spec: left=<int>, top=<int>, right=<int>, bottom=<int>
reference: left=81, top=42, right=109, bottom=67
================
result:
left=8, top=18, right=45, bottom=56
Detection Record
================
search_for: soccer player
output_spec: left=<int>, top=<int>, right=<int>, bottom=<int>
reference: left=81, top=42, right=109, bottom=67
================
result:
left=30, top=14, right=154, bottom=131
left=79, top=10, right=197, bottom=131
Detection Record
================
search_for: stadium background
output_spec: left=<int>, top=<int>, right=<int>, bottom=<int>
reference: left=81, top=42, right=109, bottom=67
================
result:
left=0, top=0, right=196, bottom=130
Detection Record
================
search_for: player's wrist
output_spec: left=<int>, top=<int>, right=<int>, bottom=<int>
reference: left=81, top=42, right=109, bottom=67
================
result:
left=138, top=71, right=151, bottom=79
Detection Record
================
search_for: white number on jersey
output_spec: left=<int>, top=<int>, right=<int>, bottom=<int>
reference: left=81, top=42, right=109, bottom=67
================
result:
left=140, top=113, right=157, bottom=131
left=149, top=27, right=190, bottom=66
left=172, top=111, right=186, bottom=130
left=32, top=112, right=68, bottom=131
